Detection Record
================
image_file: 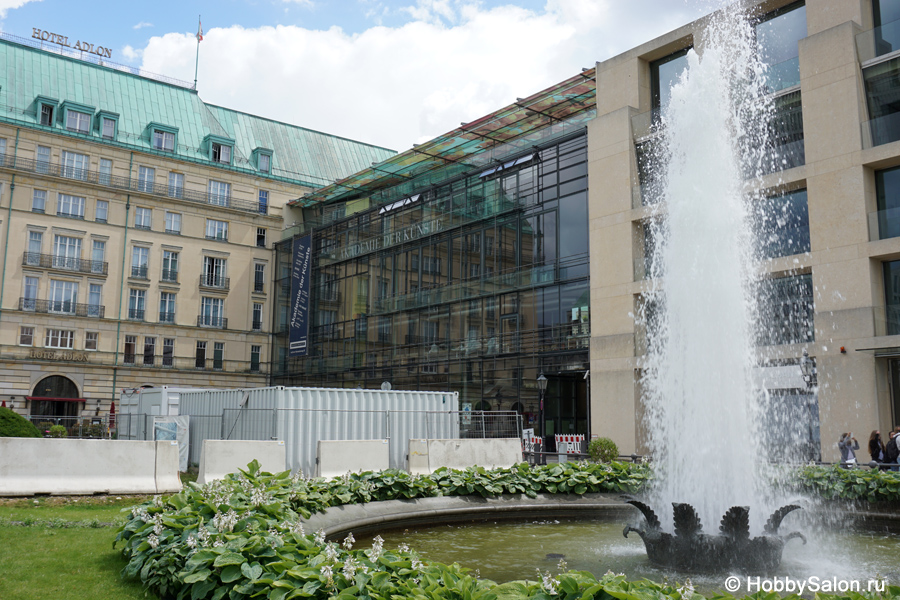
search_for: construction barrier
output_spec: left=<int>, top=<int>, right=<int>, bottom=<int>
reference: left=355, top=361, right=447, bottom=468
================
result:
left=316, top=439, right=390, bottom=478
left=408, top=438, right=522, bottom=474
left=197, top=440, right=287, bottom=484
left=555, top=434, right=586, bottom=456
left=0, top=438, right=181, bottom=496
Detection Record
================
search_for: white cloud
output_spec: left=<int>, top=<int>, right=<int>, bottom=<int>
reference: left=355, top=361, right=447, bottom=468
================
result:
left=0, top=0, right=41, bottom=19
left=121, top=44, right=143, bottom=62
left=133, top=21, right=153, bottom=30
left=137, top=0, right=707, bottom=151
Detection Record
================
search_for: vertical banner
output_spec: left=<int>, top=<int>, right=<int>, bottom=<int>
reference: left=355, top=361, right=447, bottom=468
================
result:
left=289, top=234, right=312, bottom=356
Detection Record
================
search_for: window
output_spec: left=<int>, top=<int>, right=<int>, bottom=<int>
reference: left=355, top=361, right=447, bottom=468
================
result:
left=143, top=337, right=156, bottom=365
left=85, top=331, right=98, bottom=351
left=49, top=280, right=78, bottom=313
left=57, top=193, right=85, bottom=218
left=254, top=263, right=266, bottom=293
left=163, top=211, right=182, bottom=235
left=138, top=166, right=155, bottom=193
left=258, top=153, right=270, bottom=173
left=755, top=189, right=810, bottom=258
left=99, top=159, right=112, bottom=186
left=250, top=345, right=261, bottom=372
left=757, top=274, right=814, bottom=345
left=754, top=2, right=806, bottom=93
left=95, top=200, right=108, bottom=223
left=131, top=246, right=149, bottom=279
left=60, top=150, right=88, bottom=181
left=153, top=129, right=175, bottom=152
left=101, top=117, right=116, bottom=140
left=32, top=189, right=46, bottom=213
left=45, top=329, right=74, bottom=349
left=23, top=276, right=38, bottom=309
left=163, top=338, right=175, bottom=367
left=200, top=297, right=225, bottom=327
left=206, top=219, right=228, bottom=241
left=762, top=91, right=805, bottom=174
left=651, top=49, right=690, bottom=117
left=124, top=335, right=137, bottom=364
left=252, top=302, right=263, bottom=331
left=135, top=207, right=152, bottom=230
left=19, top=326, right=34, bottom=346
left=52, top=235, right=81, bottom=270
left=213, top=342, right=224, bottom=369
left=195, top=341, right=207, bottom=368
left=26, top=231, right=42, bottom=265
left=87, top=283, right=102, bottom=317
left=256, top=227, right=266, bottom=248
left=211, top=142, right=231, bottom=164
left=168, top=172, right=184, bottom=198
left=0, top=138, right=5, bottom=160
left=36, top=145, right=51, bottom=174
left=202, top=256, right=227, bottom=288
left=66, top=110, right=90, bottom=133
left=162, top=250, right=179, bottom=282
left=128, top=289, right=146, bottom=320
left=208, top=180, right=231, bottom=206
left=378, top=316, right=392, bottom=343
left=91, top=240, right=105, bottom=273
left=160, top=292, right=176, bottom=323
left=258, top=190, right=268, bottom=214
left=40, top=104, right=54, bottom=126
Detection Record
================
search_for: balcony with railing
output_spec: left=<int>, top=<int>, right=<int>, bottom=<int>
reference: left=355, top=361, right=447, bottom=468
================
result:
left=253, top=280, right=265, bottom=293
left=159, top=311, right=175, bottom=323
left=131, top=265, right=149, bottom=279
left=161, top=269, right=178, bottom=283
left=0, top=153, right=265, bottom=214
left=198, top=315, right=227, bottom=329
left=252, top=319, right=263, bottom=331
left=23, top=252, right=108, bottom=275
left=128, top=308, right=145, bottom=321
left=19, top=297, right=104, bottom=318
left=199, top=275, right=230, bottom=291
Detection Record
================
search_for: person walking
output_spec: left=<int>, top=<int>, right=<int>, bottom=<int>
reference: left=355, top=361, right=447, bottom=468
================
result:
left=869, top=430, right=886, bottom=469
left=838, top=432, right=859, bottom=467
left=885, top=431, right=900, bottom=471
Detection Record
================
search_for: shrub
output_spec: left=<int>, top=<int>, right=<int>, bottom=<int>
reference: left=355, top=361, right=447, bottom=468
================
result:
left=48, top=424, right=67, bottom=438
left=0, top=407, right=40, bottom=438
left=588, top=437, right=618, bottom=462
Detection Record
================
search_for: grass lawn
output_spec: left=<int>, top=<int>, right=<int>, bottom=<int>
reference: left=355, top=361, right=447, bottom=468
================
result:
left=0, top=496, right=157, bottom=600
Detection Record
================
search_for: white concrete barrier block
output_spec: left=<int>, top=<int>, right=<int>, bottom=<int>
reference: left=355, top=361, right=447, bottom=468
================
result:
left=407, top=439, right=430, bottom=475
left=0, top=438, right=182, bottom=496
left=197, top=440, right=287, bottom=485
left=408, top=438, right=523, bottom=473
left=316, top=439, right=390, bottom=478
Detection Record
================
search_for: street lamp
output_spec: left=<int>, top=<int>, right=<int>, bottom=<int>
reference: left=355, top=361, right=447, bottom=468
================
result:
left=799, top=349, right=817, bottom=388
left=537, top=372, right=548, bottom=440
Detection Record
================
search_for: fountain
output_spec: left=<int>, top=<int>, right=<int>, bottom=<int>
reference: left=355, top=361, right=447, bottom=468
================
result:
left=626, top=4, right=807, bottom=572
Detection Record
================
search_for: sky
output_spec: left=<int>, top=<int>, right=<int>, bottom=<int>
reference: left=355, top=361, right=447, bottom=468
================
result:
left=0, top=0, right=713, bottom=152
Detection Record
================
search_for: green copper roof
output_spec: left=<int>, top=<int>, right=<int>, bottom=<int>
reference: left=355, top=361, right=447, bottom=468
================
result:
left=0, top=37, right=395, bottom=189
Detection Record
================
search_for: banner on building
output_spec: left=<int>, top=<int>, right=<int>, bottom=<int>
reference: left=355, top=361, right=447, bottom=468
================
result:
left=289, top=234, right=312, bottom=356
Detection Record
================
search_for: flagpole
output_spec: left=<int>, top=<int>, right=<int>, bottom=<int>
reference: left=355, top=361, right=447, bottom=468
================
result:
left=193, top=15, right=201, bottom=90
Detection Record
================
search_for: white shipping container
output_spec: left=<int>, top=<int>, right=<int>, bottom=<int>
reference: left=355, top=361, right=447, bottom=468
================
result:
left=118, top=386, right=194, bottom=440
left=175, top=386, right=459, bottom=475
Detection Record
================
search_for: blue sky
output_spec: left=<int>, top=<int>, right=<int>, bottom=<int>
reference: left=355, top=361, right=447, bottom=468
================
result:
left=0, top=0, right=709, bottom=150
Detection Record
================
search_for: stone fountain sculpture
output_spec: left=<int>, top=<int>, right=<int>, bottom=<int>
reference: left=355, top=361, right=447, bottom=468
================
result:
left=623, top=500, right=806, bottom=573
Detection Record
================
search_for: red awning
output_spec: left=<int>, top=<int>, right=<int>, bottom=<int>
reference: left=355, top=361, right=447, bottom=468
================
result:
left=25, top=396, right=86, bottom=402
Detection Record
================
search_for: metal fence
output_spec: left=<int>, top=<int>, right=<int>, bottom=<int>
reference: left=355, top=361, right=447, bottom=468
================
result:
left=26, top=415, right=114, bottom=438
left=117, top=409, right=523, bottom=473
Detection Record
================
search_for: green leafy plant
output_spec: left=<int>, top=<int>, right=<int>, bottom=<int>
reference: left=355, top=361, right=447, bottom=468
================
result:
left=48, top=424, right=67, bottom=438
left=0, top=407, right=40, bottom=438
left=588, top=437, right=618, bottom=463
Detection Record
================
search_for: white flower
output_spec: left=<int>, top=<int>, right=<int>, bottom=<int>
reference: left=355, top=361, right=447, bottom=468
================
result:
left=185, top=535, right=197, bottom=548
left=153, top=514, right=165, bottom=536
left=342, top=555, right=359, bottom=579
left=398, top=543, right=410, bottom=553
left=411, top=557, right=425, bottom=572
left=342, top=532, right=355, bottom=550
left=314, top=529, right=326, bottom=545
left=366, top=535, right=384, bottom=560
left=147, top=534, right=159, bottom=549
left=324, top=542, right=339, bottom=563
left=677, top=579, right=694, bottom=600
left=557, top=558, right=568, bottom=573
left=540, top=571, right=559, bottom=596
left=251, top=486, right=270, bottom=506
left=213, top=539, right=225, bottom=547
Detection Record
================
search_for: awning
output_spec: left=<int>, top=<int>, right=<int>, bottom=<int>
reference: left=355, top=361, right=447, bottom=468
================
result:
left=855, top=347, right=900, bottom=358
left=25, top=396, right=86, bottom=402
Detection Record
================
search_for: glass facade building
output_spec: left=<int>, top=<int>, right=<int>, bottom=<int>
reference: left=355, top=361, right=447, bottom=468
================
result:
left=274, top=130, right=591, bottom=437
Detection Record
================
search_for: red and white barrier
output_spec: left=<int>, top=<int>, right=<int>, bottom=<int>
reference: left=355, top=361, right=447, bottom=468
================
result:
left=554, top=434, right=585, bottom=454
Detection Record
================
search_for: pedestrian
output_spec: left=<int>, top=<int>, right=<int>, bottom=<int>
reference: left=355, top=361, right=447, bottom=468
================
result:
left=885, top=430, right=900, bottom=471
left=838, top=432, right=859, bottom=467
left=869, top=430, right=886, bottom=469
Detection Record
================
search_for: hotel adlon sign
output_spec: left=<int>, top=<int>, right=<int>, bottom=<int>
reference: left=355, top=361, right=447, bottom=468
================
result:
left=32, top=28, right=113, bottom=59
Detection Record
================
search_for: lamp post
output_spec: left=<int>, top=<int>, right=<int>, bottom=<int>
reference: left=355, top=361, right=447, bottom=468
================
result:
left=537, top=372, right=548, bottom=442
left=800, top=349, right=817, bottom=389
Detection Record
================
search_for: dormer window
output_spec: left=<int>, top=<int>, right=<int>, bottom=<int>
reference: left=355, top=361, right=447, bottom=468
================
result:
left=149, top=122, right=178, bottom=153
left=96, top=110, right=119, bottom=141
left=259, top=153, right=270, bottom=173
left=154, top=130, right=175, bottom=151
left=212, top=142, right=231, bottom=164
left=40, top=104, right=54, bottom=126
left=251, top=147, right=273, bottom=174
left=66, top=110, right=90, bottom=133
